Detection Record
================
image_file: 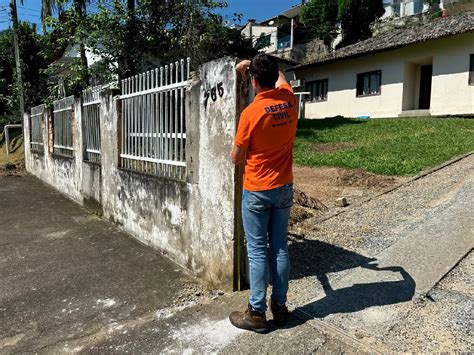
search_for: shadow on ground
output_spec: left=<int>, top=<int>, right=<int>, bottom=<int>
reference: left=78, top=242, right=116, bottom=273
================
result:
left=288, top=234, right=416, bottom=319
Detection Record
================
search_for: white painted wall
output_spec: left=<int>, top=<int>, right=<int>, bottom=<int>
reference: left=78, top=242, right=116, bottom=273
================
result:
left=297, top=33, right=474, bottom=118
left=431, top=34, right=474, bottom=115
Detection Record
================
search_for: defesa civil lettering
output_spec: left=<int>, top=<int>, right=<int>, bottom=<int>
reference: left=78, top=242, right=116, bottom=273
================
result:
left=273, top=111, right=290, bottom=120
left=264, top=101, right=293, bottom=114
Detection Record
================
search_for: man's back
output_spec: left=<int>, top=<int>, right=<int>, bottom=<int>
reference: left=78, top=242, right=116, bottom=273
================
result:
left=235, top=83, right=298, bottom=191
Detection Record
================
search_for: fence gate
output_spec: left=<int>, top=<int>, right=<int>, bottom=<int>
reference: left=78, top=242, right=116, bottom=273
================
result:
left=52, top=96, right=75, bottom=157
left=82, top=86, right=102, bottom=163
left=119, top=58, right=191, bottom=181
left=30, top=104, right=45, bottom=152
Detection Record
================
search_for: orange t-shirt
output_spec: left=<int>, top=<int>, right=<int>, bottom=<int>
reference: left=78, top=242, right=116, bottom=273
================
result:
left=234, top=83, right=298, bottom=191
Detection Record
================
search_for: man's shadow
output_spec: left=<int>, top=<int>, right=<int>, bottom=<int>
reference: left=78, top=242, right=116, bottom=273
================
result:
left=272, top=234, right=415, bottom=331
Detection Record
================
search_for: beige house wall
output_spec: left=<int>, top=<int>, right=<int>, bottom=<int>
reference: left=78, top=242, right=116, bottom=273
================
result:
left=298, top=33, right=474, bottom=118
left=241, top=24, right=278, bottom=52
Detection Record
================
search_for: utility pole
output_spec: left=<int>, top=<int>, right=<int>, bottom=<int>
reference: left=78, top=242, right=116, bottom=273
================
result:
left=10, top=0, right=25, bottom=118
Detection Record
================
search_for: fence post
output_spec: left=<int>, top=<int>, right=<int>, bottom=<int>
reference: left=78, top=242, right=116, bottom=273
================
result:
left=185, top=71, right=201, bottom=184
left=5, top=125, right=9, bottom=155
left=191, top=56, right=242, bottom=287
left=47, top=108, right=53, bottom=154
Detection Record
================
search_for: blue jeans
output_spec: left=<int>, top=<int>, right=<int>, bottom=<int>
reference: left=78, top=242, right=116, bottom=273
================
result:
left=242, top=184, right=293, bottom=313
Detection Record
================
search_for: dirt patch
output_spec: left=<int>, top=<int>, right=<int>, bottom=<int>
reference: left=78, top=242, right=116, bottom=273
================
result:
left=334, top=168, right=403, bottom=189
left=289, top=205, right=319, bottom=226
left=290, top=166, right=408, bottom=226
left=0, top=162, right=26, bottom=177
left=310, top=142, right=356, bottom=153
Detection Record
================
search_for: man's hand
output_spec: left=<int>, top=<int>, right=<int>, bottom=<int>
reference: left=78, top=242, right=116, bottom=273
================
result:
left=236, top=60, right=251, bottom=81
left=275, top=71, right=288, bottom=88
left=230, top=144, right=247, bottom=165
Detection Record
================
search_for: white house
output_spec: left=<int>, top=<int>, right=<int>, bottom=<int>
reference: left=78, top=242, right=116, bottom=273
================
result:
left=239, top=1, right=329, bottom=66
left=383, top=0, right=474, bottom=18
left=240, top=3, right=305, bottom=54
left=292, top=10, right=474, bottom=118
left=382, top=0, right=429, bottom=18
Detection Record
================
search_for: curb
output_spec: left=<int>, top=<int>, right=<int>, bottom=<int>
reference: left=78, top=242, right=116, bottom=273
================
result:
left=303, top=151, right=474, bottom=225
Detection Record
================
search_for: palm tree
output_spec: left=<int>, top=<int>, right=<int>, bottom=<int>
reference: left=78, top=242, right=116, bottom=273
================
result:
left=41, top=0, right=61, bottom=33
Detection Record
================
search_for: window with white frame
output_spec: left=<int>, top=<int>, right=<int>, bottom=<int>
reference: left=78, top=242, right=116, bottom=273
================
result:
left=305, top=79, right=328, bottom=102
left=356, top=70, right=382, bottom=97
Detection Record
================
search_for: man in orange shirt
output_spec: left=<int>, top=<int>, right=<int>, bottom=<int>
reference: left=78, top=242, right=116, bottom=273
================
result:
left=229, top=54, right=298, bottom=333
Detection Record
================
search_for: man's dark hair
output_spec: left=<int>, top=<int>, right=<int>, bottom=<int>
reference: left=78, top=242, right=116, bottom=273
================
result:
left=249, top=53, right=279, bottom=88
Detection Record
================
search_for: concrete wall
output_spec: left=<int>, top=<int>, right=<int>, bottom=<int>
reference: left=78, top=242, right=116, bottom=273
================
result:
left=24, top=101, right=84, bottom=202
left=24, top=58, right=243, bottom=289
left=296, top=33, right=474, bottom=118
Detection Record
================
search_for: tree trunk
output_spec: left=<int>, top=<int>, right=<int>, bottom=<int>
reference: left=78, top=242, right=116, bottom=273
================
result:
left=10, top=0, right=24, bottom=117
left=74, top=0, right=89, bottom=86
left=124, top=0, right=136, bottom=78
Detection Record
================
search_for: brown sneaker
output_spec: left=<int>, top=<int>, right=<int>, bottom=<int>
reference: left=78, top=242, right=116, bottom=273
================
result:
left=229, top=305, right=267, bottom=333
left=271, top=300, right=288, bottom=327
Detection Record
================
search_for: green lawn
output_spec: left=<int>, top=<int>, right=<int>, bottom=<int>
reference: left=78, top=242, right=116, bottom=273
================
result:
left=0, top=132, right=24, bottom=165
left=294, top=117, right=474, bottom=176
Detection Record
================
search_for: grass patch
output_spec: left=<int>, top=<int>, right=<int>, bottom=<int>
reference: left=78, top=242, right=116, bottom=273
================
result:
left=294, top=117, right=474, bottom=176
left=0, top=131, right=24, bottom=165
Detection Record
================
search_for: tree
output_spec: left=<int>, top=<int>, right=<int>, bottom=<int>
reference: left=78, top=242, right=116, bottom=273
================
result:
left=337, top=0, right=385, bottom=48
left=40, top=0, right=256, bottom=95
left=85, top=0, right=256, bottom=82
left=300, top=0, right=384, bottom=49
left=0, top=24, right=49, bottom=121
left=300, top=0, right=339, bottom=47
left=72, top=0, right=90, bottom=85
left=41, top=0, right=62, bottom=33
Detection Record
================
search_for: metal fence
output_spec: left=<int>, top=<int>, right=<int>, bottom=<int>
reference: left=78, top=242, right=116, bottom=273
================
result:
left=53, top=96, right=75, bottom=157
left=30, top=104, right=45, bottom=152
left=119, top=58, right=190, bottom=180
left=83, top=86, right=101, bottom=163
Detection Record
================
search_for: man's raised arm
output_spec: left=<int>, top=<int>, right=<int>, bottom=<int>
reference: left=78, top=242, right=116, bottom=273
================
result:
left=275, top=71, right=288, bottom=88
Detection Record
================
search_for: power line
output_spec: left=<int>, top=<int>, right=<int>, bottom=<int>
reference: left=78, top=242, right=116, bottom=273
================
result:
left=18, top=6, right=41, bottom=13
left=0, top=5, right=40, bottom=12
left=16, top=14, right=40, bottom=18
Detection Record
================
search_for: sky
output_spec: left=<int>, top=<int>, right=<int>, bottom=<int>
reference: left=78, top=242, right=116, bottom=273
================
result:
left=0, top=0, right=301, bottom=32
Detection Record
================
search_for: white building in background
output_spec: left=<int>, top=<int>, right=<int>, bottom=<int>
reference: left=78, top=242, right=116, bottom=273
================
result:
left=239, top=1, right=328, bottom=67
left=383, top=0, right=429, bottom=18
left=383, top=0, right=474, bottom=18
left=240, top=2, right=305, bottom=55
left=291, top=10, right=474, bottom=119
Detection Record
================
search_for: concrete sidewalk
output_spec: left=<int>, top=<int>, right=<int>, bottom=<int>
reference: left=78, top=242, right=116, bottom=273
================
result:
left=0, top=175, right=201, bottom=352
left=288, top=154, right=474, bottom=351
left=0, top=175, right=358, bottom=354
left=1, top=154, right=472, bottom=353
